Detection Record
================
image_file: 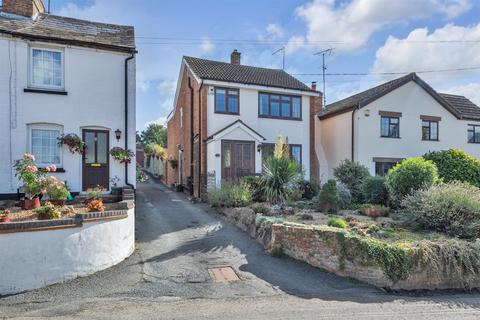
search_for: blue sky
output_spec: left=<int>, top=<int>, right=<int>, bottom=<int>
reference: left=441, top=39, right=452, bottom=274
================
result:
left=49, top=0, right=480, bottom=130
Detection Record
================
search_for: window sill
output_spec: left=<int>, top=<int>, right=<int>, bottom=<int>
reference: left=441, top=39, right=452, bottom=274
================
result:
left=422, top=139, right=439, bottom=142
left=24, top=88, right=68, bottom=95
left=215, top=111, right=240, bottom=115
left=380, top=136, right=401, bottom=139
left=258, top=115, right=302, bottom=121
left=39, top=167, right=66, bottom=173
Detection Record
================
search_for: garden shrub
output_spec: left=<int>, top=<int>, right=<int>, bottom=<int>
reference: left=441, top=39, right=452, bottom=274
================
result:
left=333, top=159, right=370, bottom=203
left=336, top=182, right=352, bottom=209
left=261, top=156, right=300, bottom=204
left=35, top=202, right=61, bottom=219
left=86, top=199, right=106, bottom=212
left=362, top=176, right=388, bottom=205
left=208, top=183, right=253, bottom=208
left=402, top=181, right=480, bottom=239
left=328, top=217, right=347, bottom=229
left=297, top=179, right=321, bottom=200
left=314, top=179, right=338, bottom=212
left=424, top=149, right=480, bottom=188
left=385, top=157, right=438, bottom=206
left=241, top=175, right=264, bottom=202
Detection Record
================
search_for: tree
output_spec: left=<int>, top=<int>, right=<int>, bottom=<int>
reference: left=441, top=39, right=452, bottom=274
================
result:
left=140, top=123, right=167, bottom=147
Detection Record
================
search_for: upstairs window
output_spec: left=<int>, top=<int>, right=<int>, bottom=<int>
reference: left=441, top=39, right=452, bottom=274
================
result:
left=380, top=116, right=400, bottom=138
left=30, top=48, right=64, bottom=90
left=259, top=93, right=301, bottom=120
left=215, top=87, right=239, bottom=114
left=422, top=120, right=439, bottom=141
left=468, top=125, right=480, bottom=144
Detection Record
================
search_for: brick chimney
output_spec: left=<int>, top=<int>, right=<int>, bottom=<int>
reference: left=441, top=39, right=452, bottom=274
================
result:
left=309, top=83, right=322, bottom=181
left=2, top=0, right=45, bottom=17
left=230, top=50, right=241, bottom=65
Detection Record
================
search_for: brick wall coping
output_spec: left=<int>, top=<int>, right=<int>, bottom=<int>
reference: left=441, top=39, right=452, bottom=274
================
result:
left=0, top=201, right=134, bottom=234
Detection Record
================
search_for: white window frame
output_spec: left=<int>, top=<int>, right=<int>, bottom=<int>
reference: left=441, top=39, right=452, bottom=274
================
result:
left=29, top=46, right=65, bottom=90
left=28, top=123, right=63, bottom=167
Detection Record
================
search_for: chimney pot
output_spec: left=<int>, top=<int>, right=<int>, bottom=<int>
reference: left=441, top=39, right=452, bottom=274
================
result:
left=311, top=81, right=317, bottom=91
left=230, top=49, right=241, bottom=65
left=2, top=0, right=45, bottom=17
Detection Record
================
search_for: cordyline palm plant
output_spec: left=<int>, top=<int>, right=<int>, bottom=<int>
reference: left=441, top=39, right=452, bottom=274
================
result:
left=261, top=135, right=300, bottom=204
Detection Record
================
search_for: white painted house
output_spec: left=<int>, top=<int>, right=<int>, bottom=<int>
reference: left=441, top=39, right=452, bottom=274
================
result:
left=315, top=73, right=480, bottom=180
left=0, top=0, right=136, bottom=197
left=166, top=51, right=321, bottom=199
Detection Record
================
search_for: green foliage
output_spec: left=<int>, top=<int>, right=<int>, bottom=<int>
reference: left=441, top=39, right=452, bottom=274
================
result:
left=336, top=182, right=352, bottom=209
left=367, top=224, right=380, bottom=233
left=317, top=180, right=338, bottom=208
left=34, top=202, right=61, bottom=219
left=46, top=178, right=69, bottom=200
left=260, top=156, right=300, bottom=204
left=333, top=159, right=370, bottom=203
left=140, top=123, right=167, bottom=147
left=402, top=181, right=480, bottom=239
left=424, top=149, right=480, bottom=188
left=137, top=165, right=148, bottom=183
left=241, top=176, right=264, bottom=202
left=348, top=234, right=414, bottom=282
left=327, top=217, right=347, bottom=229
left=385, top=157, right=438, bottom=206
left=362, top=176, right=389, bottom=205
left=297, top=179, right=321, bottom=200
left=144, top=143, right=167, bottom=159
left=208, top=183, right=253, bottom=208
left=270, top=246, right=284, bottom=258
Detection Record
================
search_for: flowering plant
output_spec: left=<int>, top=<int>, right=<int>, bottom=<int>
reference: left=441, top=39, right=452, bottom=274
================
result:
left=110, top=147, right=135, bottom=164
left=58, top=133, right=86, bottom=154
left=34, top=202, right=61, bottom=220
left=14, top=154, right=49, bottom=199
left=45, top=176, right=70, bottom=200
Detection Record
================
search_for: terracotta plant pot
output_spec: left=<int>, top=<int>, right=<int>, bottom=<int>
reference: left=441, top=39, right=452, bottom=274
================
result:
left=48, top=200, right=66, bottom=206
left=37, top=212, right=51, bottom=220
left=22, top=197, right=41, bottom=210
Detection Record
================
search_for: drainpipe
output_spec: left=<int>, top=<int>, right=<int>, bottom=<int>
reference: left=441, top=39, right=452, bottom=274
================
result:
left=197, top=80, right=204, bottom=199
left=125, top=53, right=135, bottom=190
left=188, top=77, right=194, bottom=192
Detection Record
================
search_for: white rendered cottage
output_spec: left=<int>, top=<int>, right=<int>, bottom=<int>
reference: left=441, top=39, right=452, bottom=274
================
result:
left=0, top=0, right=136, bottom=197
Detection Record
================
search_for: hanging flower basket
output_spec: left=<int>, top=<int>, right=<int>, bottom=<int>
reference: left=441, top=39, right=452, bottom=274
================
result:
left=58, top=134, right=86, bottom=154
left=110, top=147, right=135, bottom=164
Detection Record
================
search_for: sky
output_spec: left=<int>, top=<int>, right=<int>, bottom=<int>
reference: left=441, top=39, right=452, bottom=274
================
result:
left=47, top=0, right=480, bottom=130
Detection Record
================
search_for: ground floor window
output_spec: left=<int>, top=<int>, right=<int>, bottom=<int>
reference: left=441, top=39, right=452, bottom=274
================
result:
left=375, top=162, right=395, bottom=176
left=29, top=125, right=62, bottom=166
left=261, top=143, right=302, bottom=167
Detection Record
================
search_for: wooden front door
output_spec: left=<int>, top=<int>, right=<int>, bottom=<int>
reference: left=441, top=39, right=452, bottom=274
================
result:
left=82, top=129, right=109, bottom=190
left=221, top=140, right=255, bottom=182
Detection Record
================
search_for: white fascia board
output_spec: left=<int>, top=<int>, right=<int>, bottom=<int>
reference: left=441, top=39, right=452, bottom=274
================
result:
left=202, top=79, right=319, bottom=97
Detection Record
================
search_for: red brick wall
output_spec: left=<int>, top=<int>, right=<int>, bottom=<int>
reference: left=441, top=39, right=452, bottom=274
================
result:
left=3, top=0, right=45, bottom=17
left=166, top=66, right=208, bottom=199
left=310, top=90, right=322, bottom=181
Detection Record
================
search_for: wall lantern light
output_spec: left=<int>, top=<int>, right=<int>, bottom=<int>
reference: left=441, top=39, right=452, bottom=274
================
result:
left=115, top=129, right=122, bottom=141
left=257, top=143, right=263, bottom=153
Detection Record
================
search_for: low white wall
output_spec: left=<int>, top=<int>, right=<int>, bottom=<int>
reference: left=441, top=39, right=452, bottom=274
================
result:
left=0, top=208, right=135, bottom=295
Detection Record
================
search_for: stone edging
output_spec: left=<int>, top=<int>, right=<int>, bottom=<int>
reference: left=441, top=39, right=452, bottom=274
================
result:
left=0, top=201, right=134, bottom=234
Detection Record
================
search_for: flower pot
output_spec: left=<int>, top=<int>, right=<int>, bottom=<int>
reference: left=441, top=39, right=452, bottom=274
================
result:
left=49, top=200, right=66, bottom=206
left=37, top=212, right=51, bottom=220
left=22, top=197, right=41, bottom=210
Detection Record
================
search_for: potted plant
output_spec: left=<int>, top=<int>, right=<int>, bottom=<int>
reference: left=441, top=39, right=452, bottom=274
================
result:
left=45, top=176, right=70, bottom=206
left=57, top=133, right=86, bottom=154
left=85, top=186, right=106, bottom=204
left=110, top=147, right=135, bottom=164
left=14, top=154, right=47, bottom=210
left=34, top=202, right=61, bottom=220
left=0, top=210, right=11, bottom=223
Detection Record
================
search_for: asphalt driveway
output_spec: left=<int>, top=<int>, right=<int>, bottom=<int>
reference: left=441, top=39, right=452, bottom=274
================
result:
left=1, top=178, right=480, bottom=319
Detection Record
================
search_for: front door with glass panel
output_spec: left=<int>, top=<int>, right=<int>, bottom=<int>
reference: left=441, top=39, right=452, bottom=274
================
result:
left=221, top=140, right=255, bottom=182
left=82, top=129, right=109, bottom=190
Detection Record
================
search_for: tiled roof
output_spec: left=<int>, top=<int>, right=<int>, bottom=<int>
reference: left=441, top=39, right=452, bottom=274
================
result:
left=438, top=93, right=480, bottom=121
left=0, top=12, right=135, bottom=52
left=319, top=72, right=480, bottom=121
left=184, top=56, right=314, bottom=92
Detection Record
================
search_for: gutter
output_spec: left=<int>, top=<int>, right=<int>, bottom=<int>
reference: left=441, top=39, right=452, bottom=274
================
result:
left=125, top=53, right=135, bottom=190
left=197, top=80, right=204, bottom=199
left=188, top=77, right=194, bottom=192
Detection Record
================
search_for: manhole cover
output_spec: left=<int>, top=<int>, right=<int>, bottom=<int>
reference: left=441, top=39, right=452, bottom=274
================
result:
left=208, top=267, right=240, bottom=282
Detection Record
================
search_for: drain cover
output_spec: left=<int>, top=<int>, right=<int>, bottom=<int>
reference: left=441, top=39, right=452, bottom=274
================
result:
left=208, top=267, right=240, bottom=282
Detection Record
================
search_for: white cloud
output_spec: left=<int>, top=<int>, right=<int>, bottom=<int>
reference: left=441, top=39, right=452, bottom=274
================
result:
left=290, top=0, right=472, bottom=52
left=444, top=83, right=480, bottom=106
left=144, top=116, right=168, bottom=128
left=266, top=23, right=284, bottom=39
left=200, top=38, right=215, bottom=54
left=157, top=79, right=176, bottom=96
left=372, top=23, right=480, bottom=83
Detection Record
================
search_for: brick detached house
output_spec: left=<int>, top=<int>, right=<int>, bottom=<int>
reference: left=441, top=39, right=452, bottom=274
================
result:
left=0, top=0, right=136, bottom=197
left=166, top=50, right=321, bottom=199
